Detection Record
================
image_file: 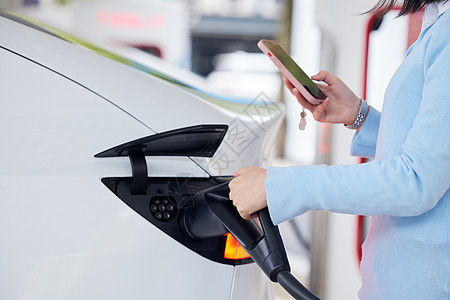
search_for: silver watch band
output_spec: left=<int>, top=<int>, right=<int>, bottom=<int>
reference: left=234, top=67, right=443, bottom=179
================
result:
left=344, top=99, right=369, bottom=130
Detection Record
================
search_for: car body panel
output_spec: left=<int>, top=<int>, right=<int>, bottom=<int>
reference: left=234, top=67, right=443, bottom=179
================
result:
left=0, top=48, right=235, bottom=300
left=0, top=11, right=283, bottom=299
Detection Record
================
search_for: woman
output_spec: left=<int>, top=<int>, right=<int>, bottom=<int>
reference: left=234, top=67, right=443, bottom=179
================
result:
left=229, top=0, right=450, bottom=298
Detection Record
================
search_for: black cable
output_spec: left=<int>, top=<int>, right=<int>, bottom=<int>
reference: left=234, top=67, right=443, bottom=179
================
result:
left=276, top=270, right=321, bottom=300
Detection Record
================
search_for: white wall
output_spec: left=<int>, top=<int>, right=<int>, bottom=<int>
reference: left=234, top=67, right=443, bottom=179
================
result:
left=302, top=1, right=377, bottom=299
left=284, top=0, right=322, bottom=165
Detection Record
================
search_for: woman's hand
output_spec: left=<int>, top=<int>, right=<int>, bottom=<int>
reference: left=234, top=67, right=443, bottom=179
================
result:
left=283, top=70, right=361, bottom=125
left=229, top=166, right=267, bottom=220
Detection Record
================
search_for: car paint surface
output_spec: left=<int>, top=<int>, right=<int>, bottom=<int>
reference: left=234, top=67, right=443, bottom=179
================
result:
left=0, top=12, right=283, bottom=300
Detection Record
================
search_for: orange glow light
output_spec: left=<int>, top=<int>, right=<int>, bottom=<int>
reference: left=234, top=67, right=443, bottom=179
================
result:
left=224, top=233, right=251, bottom=260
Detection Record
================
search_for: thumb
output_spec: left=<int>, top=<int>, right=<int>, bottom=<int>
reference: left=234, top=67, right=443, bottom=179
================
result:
left=312, top=70, right=338, bottom=85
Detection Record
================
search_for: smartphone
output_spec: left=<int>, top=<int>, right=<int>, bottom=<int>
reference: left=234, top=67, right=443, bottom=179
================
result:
left=257, top=39, right=326, bottom=105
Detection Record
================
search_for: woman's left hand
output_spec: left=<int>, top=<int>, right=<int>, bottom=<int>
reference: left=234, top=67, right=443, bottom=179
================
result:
left=228, top=166, right=267, bottom=220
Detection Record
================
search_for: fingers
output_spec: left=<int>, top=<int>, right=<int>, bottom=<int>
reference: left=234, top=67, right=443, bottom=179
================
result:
left=230, top=197, right=265, bottom=220
left=311, top=70, right=331, bottom=82
left=237, top=209, right=257, bottom=220
left=311, top=98, right=330, bottom=122
left=229, top=185, right=254, bottom=220
left=233, top=166, right=252, bottom=177
left=293, top=88, right=314, bottom=111
left=233, top=200, right=259, bottom=220
left=312, top=70, right=339, bottom=86
left=283, top=76, right=295, bottom=95
left=229, top=167, right=267, bottom=220
left=287, top=70, right=338, bottom=88
left=311, top=70, right=327, bottom=81
left=284, top=75, right=324, bottom=111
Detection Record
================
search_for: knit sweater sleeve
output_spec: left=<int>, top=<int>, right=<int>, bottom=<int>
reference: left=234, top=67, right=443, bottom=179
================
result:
left=350, top=107, right=381, bottom=158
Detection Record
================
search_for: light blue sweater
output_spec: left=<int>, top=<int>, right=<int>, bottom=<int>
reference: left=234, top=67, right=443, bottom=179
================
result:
left=266, top=8, right=450, bottom=300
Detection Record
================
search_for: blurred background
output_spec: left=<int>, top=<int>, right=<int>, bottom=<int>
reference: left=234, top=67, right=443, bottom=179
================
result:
left=0, top=0, right=424, bottom=298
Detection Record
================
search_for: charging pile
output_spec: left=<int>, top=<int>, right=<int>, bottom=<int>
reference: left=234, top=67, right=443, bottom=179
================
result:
left=185, top=183, right=320, bottom=300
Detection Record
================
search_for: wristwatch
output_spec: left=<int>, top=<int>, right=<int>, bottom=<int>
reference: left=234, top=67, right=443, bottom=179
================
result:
left=345, top=99, right=370, bottom=130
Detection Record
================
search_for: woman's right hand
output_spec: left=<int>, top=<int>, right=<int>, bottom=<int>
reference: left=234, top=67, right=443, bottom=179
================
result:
left=283, top=70, right=361, bottom=125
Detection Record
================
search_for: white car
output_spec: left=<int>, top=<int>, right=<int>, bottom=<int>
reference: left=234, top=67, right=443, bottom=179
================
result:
left=0, top=10, right=286, bottom=300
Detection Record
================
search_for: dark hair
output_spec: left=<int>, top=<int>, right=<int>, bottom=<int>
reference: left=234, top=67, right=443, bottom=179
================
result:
left=369, top=0, right=446, bottom=17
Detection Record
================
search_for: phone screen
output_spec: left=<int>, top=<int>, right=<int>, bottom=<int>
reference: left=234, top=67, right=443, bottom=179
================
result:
left=262, top=40, right=326, bottom=100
